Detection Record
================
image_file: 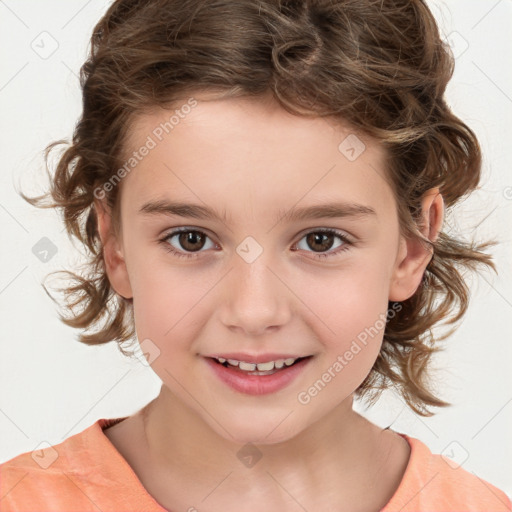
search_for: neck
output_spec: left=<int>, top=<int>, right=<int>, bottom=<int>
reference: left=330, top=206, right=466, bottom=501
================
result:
left=139, top=385, right=396, bottom=510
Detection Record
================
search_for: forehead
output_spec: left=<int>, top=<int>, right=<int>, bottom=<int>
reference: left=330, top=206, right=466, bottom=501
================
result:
left=119, top=95, right=394, bottom=223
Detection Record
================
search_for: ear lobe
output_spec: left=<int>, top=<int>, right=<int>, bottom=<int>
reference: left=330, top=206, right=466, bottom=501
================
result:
left=388, top=188, right=444, bottom=302
left=94, top=199, right=133, bottom=300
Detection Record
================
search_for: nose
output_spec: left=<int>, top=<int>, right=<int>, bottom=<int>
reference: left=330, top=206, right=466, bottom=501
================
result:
left=217, top=251, right=292, bottom=336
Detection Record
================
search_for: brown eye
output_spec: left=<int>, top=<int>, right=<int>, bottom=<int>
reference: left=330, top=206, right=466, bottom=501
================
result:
left=177, top=231, right=207, bottom=252
left=305, top=232, right=336, bottom=252
left=294, top=229, right=352, bottom=259
left=159, top=229, right=216, bottom=259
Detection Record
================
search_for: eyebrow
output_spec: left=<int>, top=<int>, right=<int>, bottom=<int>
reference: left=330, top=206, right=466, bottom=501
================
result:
left=138, top=199, right=377, bottom=223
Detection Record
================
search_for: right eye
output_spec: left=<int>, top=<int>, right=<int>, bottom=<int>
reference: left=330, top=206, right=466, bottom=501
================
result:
left=158, top=228, right=218, bottom=259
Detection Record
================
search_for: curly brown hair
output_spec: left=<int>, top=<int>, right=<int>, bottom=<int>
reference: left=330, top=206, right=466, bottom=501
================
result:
left=19, top=0, right=497, bottom=416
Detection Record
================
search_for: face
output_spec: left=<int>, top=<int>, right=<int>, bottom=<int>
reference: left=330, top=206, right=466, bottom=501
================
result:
left=97, top=93, right=431, bottom=444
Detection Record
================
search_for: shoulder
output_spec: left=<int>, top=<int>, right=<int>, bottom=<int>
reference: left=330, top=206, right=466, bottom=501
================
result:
left=0, top=417, right=164, bottom=512
left=382, top=434, right=512, bottom=512
left=1, top=420, right=99, bottom=511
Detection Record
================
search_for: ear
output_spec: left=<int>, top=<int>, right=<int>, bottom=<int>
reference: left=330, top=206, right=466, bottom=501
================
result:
left=94, top=199, right=133, bottom=300
left=388, top=187, right=444, bottom=302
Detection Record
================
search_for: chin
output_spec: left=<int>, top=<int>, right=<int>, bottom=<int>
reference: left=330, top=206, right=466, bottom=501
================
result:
left=210, top=413, right=305, bottom=447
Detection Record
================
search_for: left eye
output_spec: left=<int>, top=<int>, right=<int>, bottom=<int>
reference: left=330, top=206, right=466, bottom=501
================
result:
left=293, top=229, right=352, bottom=259
left=158, top=228, right=352, bottom=260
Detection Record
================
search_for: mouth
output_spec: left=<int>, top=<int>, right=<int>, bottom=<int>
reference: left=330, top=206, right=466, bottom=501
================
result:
left=210, top=356, right=312, bottom=375
left=204, top=355, right=314, bottom=395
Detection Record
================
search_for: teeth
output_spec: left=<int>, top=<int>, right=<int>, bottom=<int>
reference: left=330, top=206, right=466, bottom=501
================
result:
left=239, top=361, right=256, bottom=371
left=256, top=361, right=275, bottom=371
left=217, top=357, right=300, bottom=372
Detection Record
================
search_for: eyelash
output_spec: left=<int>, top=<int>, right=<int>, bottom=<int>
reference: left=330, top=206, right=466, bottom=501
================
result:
left=158, top=228, right=353, bottom=261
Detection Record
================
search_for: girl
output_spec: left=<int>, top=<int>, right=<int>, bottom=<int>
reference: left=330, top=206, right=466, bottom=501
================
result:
left=1, top=0, right=510, bottom=511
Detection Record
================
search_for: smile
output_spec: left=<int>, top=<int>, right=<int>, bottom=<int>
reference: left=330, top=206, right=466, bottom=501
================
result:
left=205, top=355, right=313, bottom=395
left=214, top=356, right=304, bottom=374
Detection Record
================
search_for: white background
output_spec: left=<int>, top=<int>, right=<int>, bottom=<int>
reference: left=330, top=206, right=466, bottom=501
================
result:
left=1, top=0, right=511, bottom=500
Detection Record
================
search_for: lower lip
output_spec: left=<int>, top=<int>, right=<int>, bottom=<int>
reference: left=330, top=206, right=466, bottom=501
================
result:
left=204, top=357, right=312, bottom=396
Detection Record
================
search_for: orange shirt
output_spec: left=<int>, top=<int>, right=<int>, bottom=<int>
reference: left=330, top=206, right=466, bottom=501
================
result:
left=1, top=417, right=510, bottom=511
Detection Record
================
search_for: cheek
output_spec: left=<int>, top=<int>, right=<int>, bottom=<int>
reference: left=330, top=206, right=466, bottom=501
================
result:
left=294, top=261, right=391, bottom=385
left=298, top=259, right=392, bottom=340
left=128, top=261, right=213, bottom=356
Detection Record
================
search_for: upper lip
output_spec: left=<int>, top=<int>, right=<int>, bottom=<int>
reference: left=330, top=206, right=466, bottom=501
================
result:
left=204, top=353, right=311, bottom=364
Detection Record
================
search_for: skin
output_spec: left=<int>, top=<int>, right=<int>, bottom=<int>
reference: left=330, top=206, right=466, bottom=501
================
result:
left=95, top=92, right=444, bottom=511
